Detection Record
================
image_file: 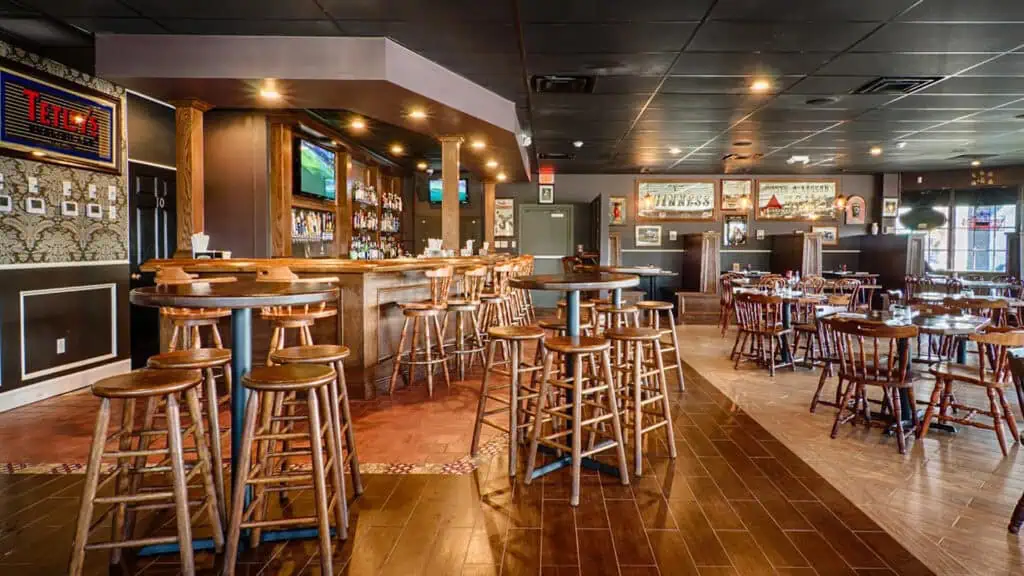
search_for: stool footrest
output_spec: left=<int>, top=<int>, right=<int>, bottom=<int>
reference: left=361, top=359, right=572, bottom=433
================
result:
left=85, top=535, right=179, bottom=551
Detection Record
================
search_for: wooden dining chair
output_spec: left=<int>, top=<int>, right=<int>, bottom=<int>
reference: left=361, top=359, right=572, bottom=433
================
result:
left=731, top=292, right=793, bottom=377
left=797, top=275, right=826, bottom=294
left=757, top=275, right=786, bottom=291
left=944, top=297, right=1009, bottom=327
left=921, top=329, right=1024, bottom=456
left=829, top=318, right=919, bottom=453
left=833, top=279, right=862, bottom=312
left=946, top=277, right=965, bottom=295
left=719, top=272, right=744, bottom=336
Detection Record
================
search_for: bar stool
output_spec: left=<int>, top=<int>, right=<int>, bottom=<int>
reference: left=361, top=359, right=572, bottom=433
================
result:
left=444, top=266, right=488, bottom=380
left=146, top=348, right=232, bottom=525
left=225, top=364, right=346, bottom=576
left=595, top=303, right=640, bottom=332
left=155, top=267, right=234, bottom=351
left=69, top=369, right=224, bottom=576
left=257, top=266, right=340, bottom=365
left=388, top=267, right=452, bottom=396
left=470, top=325, right=545, bottom=476
left=606, top=327, right=677, bottom=476
left=636, top=300, right=685, bottom=392
left=524, top=336, right=630, bottom=506
left=480, top=263, right=515, bottom=332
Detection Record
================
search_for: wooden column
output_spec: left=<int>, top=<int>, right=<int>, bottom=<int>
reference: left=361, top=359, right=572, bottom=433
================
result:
left=440, top=136, right=463, bottom=250
left=483, top=180, right=496, bottom=247
left=336, top=151, right=353, bottom=257
left=172, top=99, right=212, bottom=255
left=269, top=122, right=293, bottom=257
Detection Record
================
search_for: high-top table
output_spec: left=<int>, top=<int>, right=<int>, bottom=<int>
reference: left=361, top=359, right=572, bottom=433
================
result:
left=510, top=272, right=639, bottom=480
left=578, top=265, right=677, bottom=301
left=130, top=279, right=338, bottom=554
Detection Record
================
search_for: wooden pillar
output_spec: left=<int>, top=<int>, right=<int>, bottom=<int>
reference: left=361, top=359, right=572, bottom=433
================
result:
left=440, top=136, right=463, bottom=250
left=483, top=180, right=496, bottom=247
left=269, top=122, right=293, bottom=257
left=172, top=99, right=212, bottom=255
left=336, top=151, right=352, bottom=257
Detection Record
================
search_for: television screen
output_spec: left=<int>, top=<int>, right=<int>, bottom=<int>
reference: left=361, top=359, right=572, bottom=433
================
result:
left=297, top=140, right=336, bottom=201
left=429, top=178, right=468, bottom=204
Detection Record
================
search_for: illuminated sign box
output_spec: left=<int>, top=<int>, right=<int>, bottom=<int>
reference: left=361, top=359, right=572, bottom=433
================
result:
left=0, top=66, right=120, bottom=173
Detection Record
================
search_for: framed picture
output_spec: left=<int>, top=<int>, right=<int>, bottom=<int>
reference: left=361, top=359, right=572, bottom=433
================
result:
left=721, top=179, right=752, bottom=212
left=755, top=229, right=765, bottom=240
left=756, top=179, right=838, bottom=221
left=494, top=198, right=514, bottom=237
left=636, top=178, right=716, bottom=222
left=724, top=215, right=748, bottom=247
left=538, top=184, right=554, bottom=204
left=882, top=198, right=899, bottom=218
left=845, top=195, right=866, bottom=225
left=609, top=196, right=626, bottom=225
left=635, top=225, right=662, bottom=247
left=811, top=225, right=839, bottom=246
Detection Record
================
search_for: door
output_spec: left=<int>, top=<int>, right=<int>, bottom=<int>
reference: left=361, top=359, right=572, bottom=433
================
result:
left=129, top=161, right=176, bottom=367
left=519, top=204, right=573, bottom=309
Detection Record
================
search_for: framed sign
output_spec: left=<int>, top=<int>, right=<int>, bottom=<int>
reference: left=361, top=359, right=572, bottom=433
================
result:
left=494, top=198, right=514, bottom=237
left=845, top=195, right=866, bottom=225
left=721, top=179, right=752, bottom=212
left=609, top=196, right=626, bottom=225
left=635, top=225, right=662, bottom=247
left=756, top=179, right=838, bottom=221
left=882, top=198, right=899, bottom=218
left=636, top=178, right=716, bottom=222
left=538, top=184, right=554, bottom=204
left=0, top=65, right=120, bottom=173
left=724, top=215, right=748, bottom=247
left=811, top=225, right=839, bottom=246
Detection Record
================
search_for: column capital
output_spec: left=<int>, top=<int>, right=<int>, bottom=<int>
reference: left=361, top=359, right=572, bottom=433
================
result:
left=438, top=135, right=464, bottom=144
left=170, top=98, right=214, bottom=112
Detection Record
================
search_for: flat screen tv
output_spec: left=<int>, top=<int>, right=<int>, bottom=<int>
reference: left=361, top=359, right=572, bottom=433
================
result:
left=429, top=178, right=468, bottom=204
left=295, top=139, right=336, bottom=201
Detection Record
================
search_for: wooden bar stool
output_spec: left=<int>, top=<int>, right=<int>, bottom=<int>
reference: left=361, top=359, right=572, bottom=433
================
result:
left=388, top=267, right=452, bottom=396
left=69, top=369, right=224, bottom=576
left=479, top=263, right=515, bottom=332
left=225, top=364, right=346, bottom=576
left=470, top=325, right=546, bottom=476
left=155, top=266, right=234, bottom=351
left=443, top=266, right=488, bottom=380
left=257, top=266, right=340, bottom=365
left=636, top=300, right=685, bottom=392
left=606, top=327, right=677, bottom=475
left=524, top=336, right=630, bottom=506
left=146, top=348, right=232, bottom=526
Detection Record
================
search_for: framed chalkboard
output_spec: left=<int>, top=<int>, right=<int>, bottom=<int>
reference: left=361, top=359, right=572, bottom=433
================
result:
left=756, top=179, right=839, bottom=221
left=635, top=178, right=716, bottom=222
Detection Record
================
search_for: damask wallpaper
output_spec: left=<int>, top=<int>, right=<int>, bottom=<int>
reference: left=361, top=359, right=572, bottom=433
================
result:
left=0, top=41, right=128, bottom=265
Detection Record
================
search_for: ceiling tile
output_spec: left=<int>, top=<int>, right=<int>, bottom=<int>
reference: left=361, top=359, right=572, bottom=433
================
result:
left=965, top=54, right=1024, bottom=75
left=320, top=0, right=514, bottom=22
left=710, top=0, right=920, bottom=22
left=662, top=76, right=800, bottom=95
left=157, top=18, right=339, bottom=36
left=18, top=0, right=135, bottom=17
left=126, top=0, right=327, bottom=19
left=899, top=0, right=1024, bottom=22
left=894, top=94, right=1024, bottom=109
left=688, top=22, right=878, bottom=52
left=524, top=23, right=698, bottom=53
left=520, top=0, right=713, bottom=22
left=917, top=77, right=1024, bottom=95
left=783, top=76, right=877, bottom=95
left=855, top=23, right=1024, bottom=52
left=526, top=52, right=677, bottom=76
left=670, top=52, right=830, bottom=76
left=818, top=52, right=992, bottom=76
left=65, top=17, right=166, bottom=34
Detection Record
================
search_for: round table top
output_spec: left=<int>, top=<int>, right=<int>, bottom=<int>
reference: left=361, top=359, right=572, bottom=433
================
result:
left=130, top=279, right=338, bottom=309
left=826, top=310, right=990, bottom=335
left=511, top=273, right=640, bottom=291
left=735, top=288, right=826, bottom=303
left=919, top=278, right=1014, bottom=290
left=579, top=265, right=678, bottom=277
left=914, top=292, right=1024, bottom=306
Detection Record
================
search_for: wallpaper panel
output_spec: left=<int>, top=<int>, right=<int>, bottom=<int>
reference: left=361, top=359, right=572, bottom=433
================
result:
left=0, top=41, right=128, bottom=265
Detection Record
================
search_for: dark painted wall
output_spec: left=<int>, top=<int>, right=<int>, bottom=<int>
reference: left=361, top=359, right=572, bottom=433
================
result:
left=409, top=172, right=486, bottom=254
left=127, top=93, right=175, bottom=167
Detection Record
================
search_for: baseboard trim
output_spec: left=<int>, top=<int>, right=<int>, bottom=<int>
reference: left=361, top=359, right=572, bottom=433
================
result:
left=0, top=359, right=130, bottom=413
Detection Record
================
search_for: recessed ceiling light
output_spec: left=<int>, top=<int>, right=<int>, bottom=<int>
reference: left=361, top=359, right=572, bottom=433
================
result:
left=331, top=140, right=338, bottom=145
left=750, top=79, right=772, bottom=93
left=496, top=172, right=507, bottom=182
left=971, top=160, right=981, bottom=167
left=349, top=118, right=366, bottom=131
left=897, top=142, right=907, bottom=149
left=485, top=159, right=499, bottom=169
left=470, top=139, right=486, bottom=150
left=870, top=146, right=883, bottom=156
left=521, top=134, right=532, bottom=147
left=573, top=140, right=584, bottom=148
left=390, top=143, right=404, bottom=155
left=416, top=161, right=428, bottom=170
left=669, top=147, right=682, bottom=155
left=408, top=108, right=427, bottom=120
left=786, top=155, right=810, bottom=165
left=259, top=87, right=281, bottom=100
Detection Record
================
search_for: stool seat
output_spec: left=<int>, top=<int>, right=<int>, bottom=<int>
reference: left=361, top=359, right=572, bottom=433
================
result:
left=589, top=298, right=611, bottom=305
left=539, top=319, right=567, bottom=331
left=262, top=307, right=338, bottom=321
left=92, top=368, right=202, bottom=398
left=480, top=292, right=504, bottom=301
left=596, top=304, right=638, bottom=314
left=148, top=348, right=232, bottom=370
left=488, top=325, right=545, bottom=341
left=401, top=305, right=444, bottom=317
left=605, top=327, right=662, bottom=341
left=243, top=364, right=336, bottom=391
left=545, top=336, right=610, bottom=354
left=446, top=298, right=481, bottom=311
left=636, top=301, right=673, bottom=311
left=271, top=344, right=351, bottom=364
left=162, top=307, right=231, bottom=320
left=557, top=300, right=596, bottom=309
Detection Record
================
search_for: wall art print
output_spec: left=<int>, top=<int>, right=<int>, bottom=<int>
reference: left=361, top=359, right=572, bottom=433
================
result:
left=756, top=179, right=838, bottom=221
left=494, top=198, right=514, bottom=237
left=636, top=178, right=716, bottom=222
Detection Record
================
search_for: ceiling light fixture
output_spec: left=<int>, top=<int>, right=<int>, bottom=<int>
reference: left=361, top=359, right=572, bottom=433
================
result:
left=669, top=147, right=682, bottom=155
left=390, top=143, right=404, bottom=155
left=521, top=134, right=532, bottom=147
left=349, top=118, right=366, bottom=131
left=897, top=142, right=907, bottom=149
left=870, top=146, right=883, bottom=156
left=573, top=140, right=584, bottom=148
left=259, top=81, right=282, bottom=100
left=750, top=79, right=772, bottom=93
left=786, top=155, right=810, bottom=165
left=408, top=108, right=427, bottom=120
left=496, top=172, right=507, bottom=182
left=416, top=161, right=428, bottom=170
left=470, top=139, right=486, bottom=150
left=971, top=160, right=981, bottom=167
left=486, top=159, right=499, bottom=169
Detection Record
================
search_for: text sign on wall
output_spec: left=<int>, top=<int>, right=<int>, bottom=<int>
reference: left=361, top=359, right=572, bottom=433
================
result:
left=0, top=67, right=118, bottom=171
left=756, top=180, right=838, bottom=221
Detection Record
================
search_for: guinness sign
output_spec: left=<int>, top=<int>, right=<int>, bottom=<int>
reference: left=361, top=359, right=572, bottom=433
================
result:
left=0, top=66, right=120, bottom=172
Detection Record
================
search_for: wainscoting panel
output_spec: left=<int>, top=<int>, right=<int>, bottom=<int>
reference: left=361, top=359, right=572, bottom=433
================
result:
left=20, top=283, right=117, bottom=380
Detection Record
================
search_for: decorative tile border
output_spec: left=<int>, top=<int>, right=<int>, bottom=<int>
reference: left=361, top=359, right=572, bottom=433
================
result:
left=0, top=435, right=509, bottom=476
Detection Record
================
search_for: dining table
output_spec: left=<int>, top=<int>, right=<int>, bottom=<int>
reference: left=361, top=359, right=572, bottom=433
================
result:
left=129, top=278, right=339, bottom=555
left=510, top=272, right=639, bottom=481
left=578, top=264, right=677, bottom=301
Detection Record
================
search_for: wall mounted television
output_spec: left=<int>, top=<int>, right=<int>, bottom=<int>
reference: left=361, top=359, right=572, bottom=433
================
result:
left=294, top=139, right=336, bottom=201
left=429, top=178, right=468, bottom=204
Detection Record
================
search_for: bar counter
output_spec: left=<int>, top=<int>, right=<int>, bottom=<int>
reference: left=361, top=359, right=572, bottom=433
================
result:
left=140, top=256, right=507, bottom=399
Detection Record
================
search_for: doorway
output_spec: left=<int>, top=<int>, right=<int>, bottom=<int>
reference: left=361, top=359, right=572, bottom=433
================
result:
left=518, top=204, right=574, bottom=309
left=128, top=161, right=176, bottom=367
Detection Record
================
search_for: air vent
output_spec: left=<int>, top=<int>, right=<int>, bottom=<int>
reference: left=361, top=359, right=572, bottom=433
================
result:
left=852, top=77, right=942, bottom=95
left=805, top=97, right=838, bottom=106
left=538, top=152, right=575, bottom=160
left=530, top=75, right=596, bottom=94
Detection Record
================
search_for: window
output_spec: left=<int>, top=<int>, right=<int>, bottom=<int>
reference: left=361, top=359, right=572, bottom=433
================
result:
left=952, top=205, right=1016, bottom=272
left=895, top=206, right=950, bottom=271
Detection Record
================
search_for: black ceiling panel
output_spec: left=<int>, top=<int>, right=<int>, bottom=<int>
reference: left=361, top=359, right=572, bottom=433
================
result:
left=855, top=23, right=1024, bottom=53
left=156, top=19, right=340, bottom=36
left=895, top=94, right=1024, bottom=109
left=669, top=52, right=830, bottom=76
left=661, top=76, right=798, bottom=95
left=783, top=76, right=880, bottom=95
left=526, top=52, right=678, bottom=77
left=919, top=77, right=1024, bottom=95
left=65, top=17, right=167, bottom=34
left=523, top=23, right=698, bottom=54
left=818, top=52, right=991, bottom=76
left=319, top=0, right=514, bottom=22
left=965, top=54, right=1024, bottom=76
left=17, top=0, right=137, bottom=18
left=125, top=0, right=327, bottom=20
left=519, top=1, right=712, bottom=23
left=899, top=0, right=1024, bottom=22
left=688, top=22, right=878, bottom=52
left=709, top=0, right=920, bottom=22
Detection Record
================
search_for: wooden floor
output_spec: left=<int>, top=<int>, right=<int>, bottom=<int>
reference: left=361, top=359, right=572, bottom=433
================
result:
left=0, top=351, right=933, bottom=575
left=682, top=324, right=1024, bottom=576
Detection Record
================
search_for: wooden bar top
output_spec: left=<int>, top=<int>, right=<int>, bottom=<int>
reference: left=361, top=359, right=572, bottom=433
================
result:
left=140, top=255, right=508, bottom=275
